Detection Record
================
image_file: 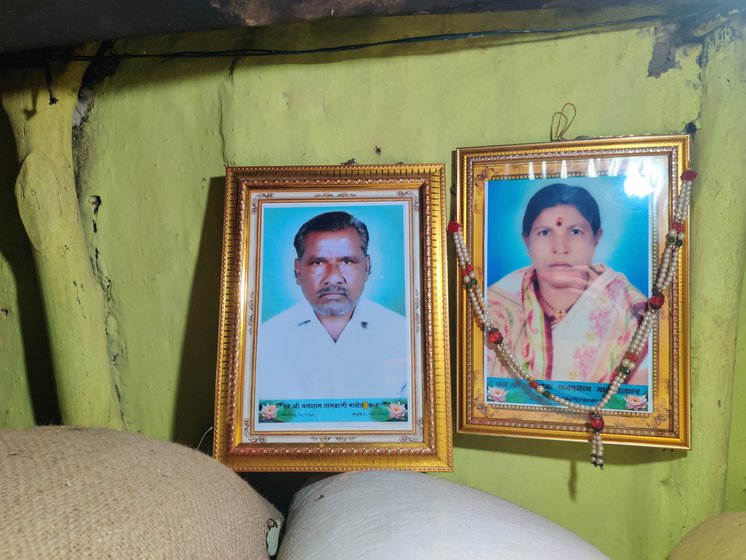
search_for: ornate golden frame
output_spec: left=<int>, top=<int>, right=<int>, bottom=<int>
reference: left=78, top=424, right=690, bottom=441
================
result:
left=213, top=164, right=452, bottom=471
left=456, top=135, right=691, bottom=448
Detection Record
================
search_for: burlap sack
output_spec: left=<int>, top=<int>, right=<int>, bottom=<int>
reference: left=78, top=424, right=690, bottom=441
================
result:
left=0, top=426, right=282, bottom=559
left=668, top=512, right=746, bottom=560
left=278, top=470, right=606, bottom=559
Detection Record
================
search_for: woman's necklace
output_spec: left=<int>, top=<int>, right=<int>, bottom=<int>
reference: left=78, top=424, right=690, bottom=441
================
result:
left=538, top=290, right=572, bottom=318
left=536, top=282, right=584, bottom=320
left=450, top=169, right=696, bottom=469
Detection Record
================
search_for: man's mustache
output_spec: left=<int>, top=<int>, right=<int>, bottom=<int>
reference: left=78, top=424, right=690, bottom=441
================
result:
left=317, top=285, right=349, bottom=298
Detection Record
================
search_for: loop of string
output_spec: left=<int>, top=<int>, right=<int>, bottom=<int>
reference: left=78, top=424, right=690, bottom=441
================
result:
left=196, top=426, right=213, bottom=453
left=550, top=102, right=576, bottom=141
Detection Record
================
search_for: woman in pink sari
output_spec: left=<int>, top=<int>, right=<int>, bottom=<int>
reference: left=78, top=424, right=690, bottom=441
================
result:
left=487, top=184, right=648, bottom=385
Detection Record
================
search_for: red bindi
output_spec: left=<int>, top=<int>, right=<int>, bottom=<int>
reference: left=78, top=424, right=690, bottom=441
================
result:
left=555, top=217, right=563, bottom=226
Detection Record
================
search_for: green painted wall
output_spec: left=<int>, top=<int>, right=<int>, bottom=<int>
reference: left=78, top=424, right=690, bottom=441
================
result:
left=717, top=23, right=746, bottom=512
left=727, top=262, right=746, bottom=511
left=0, top=110, right=35, bottom=428
left=2, top=11, right=746, bottom=559
left=0, top=109, right=57, bottom=428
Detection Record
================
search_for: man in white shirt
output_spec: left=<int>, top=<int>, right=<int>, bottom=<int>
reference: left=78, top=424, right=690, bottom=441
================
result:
left=255, top=211, right=411, bottom=401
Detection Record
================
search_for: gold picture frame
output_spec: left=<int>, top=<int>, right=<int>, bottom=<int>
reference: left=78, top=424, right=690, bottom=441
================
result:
left=455, top=135, right=691, bottom=448
left=213, top=164, right=452, bottom=471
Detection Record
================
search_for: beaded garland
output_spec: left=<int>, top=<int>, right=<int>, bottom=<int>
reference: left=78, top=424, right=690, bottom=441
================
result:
left=450, top=169, right=696, bottom=469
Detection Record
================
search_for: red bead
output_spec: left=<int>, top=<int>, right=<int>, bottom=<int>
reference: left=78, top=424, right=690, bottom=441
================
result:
left=624, top=351, right=638, bottom=362
left=648, top=293, right=665, bottom=310
left=447, top=221, right=461, bottom=233
left=589, top=414, right=605, bottom=431
left=672, top=222, right=685, bottom=233
left=681, top=169, right=698, bottom=181
left=464, top=264, right=473, bottom=273
left=529, top=380, right=539, bottom=389
left=487, top=329, right=503, bottom=345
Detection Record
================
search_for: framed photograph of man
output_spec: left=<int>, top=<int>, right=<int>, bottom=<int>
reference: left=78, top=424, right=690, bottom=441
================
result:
left=214, top=164, right=452, bottom=471
left=455, top=135, right=691, bottom=448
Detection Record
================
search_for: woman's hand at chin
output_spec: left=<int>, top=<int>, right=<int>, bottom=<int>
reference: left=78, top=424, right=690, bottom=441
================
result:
left=537, top=264, right=593, bottom=292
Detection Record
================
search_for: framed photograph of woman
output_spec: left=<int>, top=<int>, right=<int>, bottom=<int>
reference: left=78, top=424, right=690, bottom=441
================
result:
left=213, top=164, right=452, bottom=472
left=455, top=135, right=691, bottom=448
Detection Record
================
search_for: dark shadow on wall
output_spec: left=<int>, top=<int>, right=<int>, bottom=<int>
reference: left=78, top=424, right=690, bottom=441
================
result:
left=0, top=108, right=59, bottom=425
left=172, top=175, right=226, bottom=447
left=170, top=175, right=334, bottom=517
left=239, top=472, right=316, bottom=517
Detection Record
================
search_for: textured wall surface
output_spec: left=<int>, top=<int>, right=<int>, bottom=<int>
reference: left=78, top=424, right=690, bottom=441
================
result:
left=707, top=25, right=746, bottom=513
left=1, top=11, right=745, bottom=559
left=0, top=112, right=35, bottom=428
left=728, top=262, right=746, bottom=511
left=0, top=108, right=57, bottom=428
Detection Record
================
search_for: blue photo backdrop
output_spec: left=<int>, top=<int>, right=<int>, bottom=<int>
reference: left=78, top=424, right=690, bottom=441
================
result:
left=260, top=202, right=407, bottom=322
left=485, top=176, right=651, bottom=293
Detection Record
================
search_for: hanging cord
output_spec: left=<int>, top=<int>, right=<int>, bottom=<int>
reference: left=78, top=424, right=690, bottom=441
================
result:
left=35, top=14, right=667, bottom=63
left=550, top=102, right=576, bottom=141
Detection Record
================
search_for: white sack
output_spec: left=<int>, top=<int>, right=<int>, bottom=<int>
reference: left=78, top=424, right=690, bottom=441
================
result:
left=278, top=470, right=606, bottom=560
